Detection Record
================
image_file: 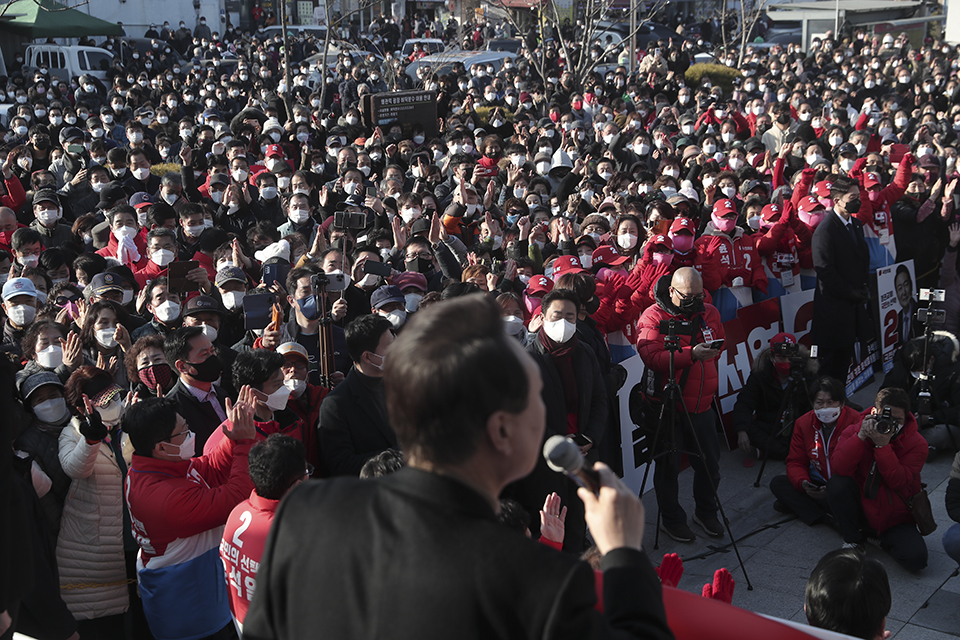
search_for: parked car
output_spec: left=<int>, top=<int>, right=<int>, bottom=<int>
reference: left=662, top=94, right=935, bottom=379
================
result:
left=260, top=25, right=329, bottom=41
left=747, top=31, right=803, bottom=51
left=23, top=44, right=113, bottom=82
left=399, top=38, right=445, bottom=60
left=404, top=50, right=516, bottom=81
left=485, top=38, right=523, bottom=54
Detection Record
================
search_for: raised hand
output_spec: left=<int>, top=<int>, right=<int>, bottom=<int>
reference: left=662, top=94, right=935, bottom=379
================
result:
left=655, top=553, right=684, bottom=588
left=224, top=386, right=257, bottom=440
left=702, top=568, right=735, bottom=604
left=539, top=492, right=567, bottom=545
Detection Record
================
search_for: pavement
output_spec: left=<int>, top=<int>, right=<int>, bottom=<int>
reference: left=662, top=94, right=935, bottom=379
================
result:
left=640, top=376, right=960, bottom=639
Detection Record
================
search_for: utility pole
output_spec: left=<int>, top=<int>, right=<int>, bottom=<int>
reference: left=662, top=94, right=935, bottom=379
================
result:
left=629, top=0, right=636, bottom=74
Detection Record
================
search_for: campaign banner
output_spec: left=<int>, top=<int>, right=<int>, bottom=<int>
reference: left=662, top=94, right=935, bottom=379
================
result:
left=781, top=288, right=816, bottom=347
left=876, top=260, right=917, bottom=373
left=616, top=354, right=656, bottom=496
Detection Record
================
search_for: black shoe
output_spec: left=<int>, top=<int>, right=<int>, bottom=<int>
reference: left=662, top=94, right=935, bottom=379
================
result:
left=773, top=500, right=790, bottom=514
left=693, top=513, right=725, bottom=538
left=660, top=521, right=696, bottom=543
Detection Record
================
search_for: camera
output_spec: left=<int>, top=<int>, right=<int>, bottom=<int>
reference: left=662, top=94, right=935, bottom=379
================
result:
left=875, top=406, right=898, bottom=435
left=917, top=390, right=934, bottom=428
left=334, top=211, right=367, bottom=230
left=772, top=341, right=800, bottom=358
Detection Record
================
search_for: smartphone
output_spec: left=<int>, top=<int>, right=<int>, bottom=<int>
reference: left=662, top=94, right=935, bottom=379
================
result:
left=262, top=259, right=291, bottom=289
left=242, top=292, right=277, bottom=331
left=363, top=260, right=393, bottom=277
left=366, top=186, right=377, bottom=198
left=334, top=211, right=367, bottom=230
left=705, top=339, right=725, bottom=350
left=325, top=272, right=348, bottom=292
left=167, top=261, right=200, bottom=293
left=571, top=433, right=592, bottom=447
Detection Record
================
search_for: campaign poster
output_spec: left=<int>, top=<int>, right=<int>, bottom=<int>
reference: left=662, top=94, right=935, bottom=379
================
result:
left=876, top=260, right=917, bottom=373
left=617, top=354, right=656, bottom=496
left=781, top=288, right=816, bottom=348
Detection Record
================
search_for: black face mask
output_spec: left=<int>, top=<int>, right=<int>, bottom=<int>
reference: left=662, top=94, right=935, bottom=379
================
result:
left=584, top=296, right=601, bottom=315
left=678, top=297, right=704, bottom=316
left=776, top=114, right=791, bottom=125
left=185, top=353, right=222, bottom=382
left=846, top=197, right=861, bottom=213
left=405, top=257, right=434, bottom=275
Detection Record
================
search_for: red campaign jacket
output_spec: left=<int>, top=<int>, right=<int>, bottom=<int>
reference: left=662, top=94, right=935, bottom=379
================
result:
left=287, top=383, right=328, bottom=469
left=133, top=258, right=168, bottom=288
left=830, top=409, right=927, bottom=534
left=851, top=154, right=912, bottom=233
left=695, top=223, right=769, bottom=294
left=97, top=227, right=149, bottom=270
left=673, top=246, right=723, bottom=292
left=0, top=173, right=25, bottom=212
left=126, top=435, right=255, bottom=566
left=754, top=206, right=813, bottom=277
left=203, top=413, right=304, bottom=456
left=785, top=406, right=862, bottom=491
left=636, top=276, right=724, bottom=414
left=592, top=268, right=639, bottom=335
left=192, top=250, right=218, bottom=281
left=220, top=490, right=280, bottom=626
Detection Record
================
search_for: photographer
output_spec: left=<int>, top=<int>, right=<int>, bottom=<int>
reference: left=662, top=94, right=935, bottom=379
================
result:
left=881, top=332, right=960, bottom=454
left=732, top=333, right=816, bottom=460
left=770, top=377, right=862, bottom=527
left=827, top=388, right=928, bottom=572
left=636, top=267, right=724, bottom=543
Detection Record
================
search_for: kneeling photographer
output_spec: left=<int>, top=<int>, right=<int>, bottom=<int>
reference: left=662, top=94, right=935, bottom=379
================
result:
left=732, top=333, right=816, bottom=460
left=827, top=388, right=929, bottom=572
left=882, top=331, right=960, bottom=454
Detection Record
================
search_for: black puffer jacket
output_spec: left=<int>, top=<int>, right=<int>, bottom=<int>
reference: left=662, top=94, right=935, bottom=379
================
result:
left=882, top=330, right=960, bottom=427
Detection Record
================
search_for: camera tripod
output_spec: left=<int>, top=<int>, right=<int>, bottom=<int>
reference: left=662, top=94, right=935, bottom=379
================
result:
left=753, top=366, right=810, bottom=487
left=637, top=319, right=753, bottom=590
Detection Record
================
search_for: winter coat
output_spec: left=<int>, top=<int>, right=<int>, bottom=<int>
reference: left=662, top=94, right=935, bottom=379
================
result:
left=696, top=222, right=768, bottom=293
left=786, top=405, right=862, bottom=491
left=56, top=417, right=133, bottom=619
left=831, top=409, right=927, bottom=534
left=881, top=330, right=960, bottom=428
left=636, top=275, right=724, bottom=414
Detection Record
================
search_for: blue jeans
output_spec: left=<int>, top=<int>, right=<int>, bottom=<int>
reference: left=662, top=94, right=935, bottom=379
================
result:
left=943, top=523, right=960, bottom=564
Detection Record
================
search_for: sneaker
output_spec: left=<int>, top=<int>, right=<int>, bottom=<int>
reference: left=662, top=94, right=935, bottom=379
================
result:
left=693, top=513, right=725, bottom=538
left=841, top=541, right=865, bottom=553
left=660, top=521, right=696, bottom=543
left=772, top=500, right=790, bottom=514
left=866, top=536, right=882, bottom=549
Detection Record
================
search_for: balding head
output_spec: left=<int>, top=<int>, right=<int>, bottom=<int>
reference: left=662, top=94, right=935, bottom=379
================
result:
left=0, top=207, right=17, bottom=234
left=670, top=267, right=705, bottom=315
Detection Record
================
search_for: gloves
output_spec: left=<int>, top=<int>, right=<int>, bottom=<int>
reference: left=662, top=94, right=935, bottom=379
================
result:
left=117, top=235, right=141, bottom=264
left=655, top=553, right=684, bottom=588
left=79, top=410, right=109, bottom=443
left=726, top=268, right=751, bottom=283
left=702, top=568, right=735, bottom=604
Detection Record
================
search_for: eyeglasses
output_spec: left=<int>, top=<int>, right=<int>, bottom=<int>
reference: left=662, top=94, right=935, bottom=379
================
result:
left=56, top=295, right=79, bottom=306
left=406, top=252, right=433, bottom=261
left=305, top=463, right=315, bottom=477
left=672, top=289, right=706, bottom=302
left=165, top=428, right=193, bottom=443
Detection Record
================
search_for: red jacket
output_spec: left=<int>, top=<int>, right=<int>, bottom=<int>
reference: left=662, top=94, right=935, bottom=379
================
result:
left=636, top=276, right=724, bottom=414
left=0, top=173, right=25, bottom=212
left=831, top=409, right=927, bottom=534
left=288, top=383, right=328, bottom=469
left=97, top=228, right=149, bottom=270
left=220, top=490, right=280, bottom=626
left=133, top=258, right=168, bottom=288
left=785, top=406, right=862, bottom=491
left=696, top=223, right=768, bottom=294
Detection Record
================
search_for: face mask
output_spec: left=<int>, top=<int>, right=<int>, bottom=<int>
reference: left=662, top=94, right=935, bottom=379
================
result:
left=721, top=132, right=735, bottom=143
left=543, top=318, right=576, bottom=343
left=721, top=186, right=737, bottom=199
left=727, top=157, right=743, bottom=170
left=186, top=353, right=222, bottom=383
left=798, top=211, right=824, bottom=228
left=815, top=406, right=842, bottom=424
left=166, top=430, right=196, bottom=460
left=711, top=214, right=737, bottom=233
left=19, top=255, right=39, bottom=268
left=8, top=304, right=35, bottom=326
left=131, top=167, right=150, bottom=181
left=37, top=344, right=63, bottom=369
left=95, top=327, right=118, bottom=348
left=34, top=397, right=68, bottom=425
left=840, top=158, right=855, bottom=172
left=652, top=251, right=673, bottom=267
left=232, top=169, right=249, bottom=183
left=381, top=309, right=406, bottom=329
left=97, top=399, right=124, bottom=427
left=260, top=186, right=278, bottom=200
left=37, top=209, right=59, bottom=226
left=846, top=198, right=861, bottom=213
left=895, top=118, right=908, bottom=128
left=404, top=293, right=423, bottom=313
left=503, top=315, right=525, bottom=336
left=155, top=300, right=181, bottom=323
left=617, top=233, right=638, bottom=250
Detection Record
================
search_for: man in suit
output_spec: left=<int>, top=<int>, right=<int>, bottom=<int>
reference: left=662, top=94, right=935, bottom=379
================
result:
left=164, top=325, right=229, bottom=451
left=812, top=176, right=872, bottom=383
left=895, top=265, right=919, bottom=347
left=243, top=296, right=672, bottom=640
left=319, top=314, right=397, bottom=476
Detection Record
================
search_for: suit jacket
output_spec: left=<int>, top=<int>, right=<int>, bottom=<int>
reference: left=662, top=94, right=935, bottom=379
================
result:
left=811, top=211, right=870, bottom=347
left=165, top=378, right=228, bottom=451
left=242, top=467, right=673, bottom=640
left=897, top=300, right=920, bottom=346
left=319, top=367, right=397, bottom=476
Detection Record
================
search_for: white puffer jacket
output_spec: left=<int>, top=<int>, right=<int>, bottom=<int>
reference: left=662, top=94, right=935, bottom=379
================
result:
left=56, top=416, right=133, bottom=620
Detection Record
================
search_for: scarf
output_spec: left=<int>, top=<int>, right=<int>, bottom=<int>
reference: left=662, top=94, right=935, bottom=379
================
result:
left=539, top=329, right=579, bottom=433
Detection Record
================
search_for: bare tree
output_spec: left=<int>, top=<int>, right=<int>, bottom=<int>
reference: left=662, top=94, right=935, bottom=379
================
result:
left=734, top=0, right=773, bottom=66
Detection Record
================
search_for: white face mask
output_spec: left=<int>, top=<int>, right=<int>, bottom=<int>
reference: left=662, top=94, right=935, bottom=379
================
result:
left=721, top=186, right=737, bottom=199
left=199, top=323, right=218, bottom=343
left=289, top=207, right=311, bottom=225
left=284, top=377, right=307, bottom=398
left=34, top=397, right=68, bottom=424
left=8, top=304, right=35, bottom=326
left=113, top=225, right=138, bottom=240
left=167, top=430, right=196, bottom=460
left=95, top=327, right=118, bottom=349
left=155, top=300, right=181, bottom=322
left=37, top=344, right=63, bottom=369
left=543, top=318, right=576, bottom=343
left=503, top=315, right=525, bottom=336
left=96, top=399, right=124, bottom=427
left=381, top=309, right=406, bottom=329
left=221, top=290, right=245, bottom=311
left=151, top=249, right=175, bottom=267
left=133, top=167, right=150, bottom=181
left=815, top=406, right=842, bottom=424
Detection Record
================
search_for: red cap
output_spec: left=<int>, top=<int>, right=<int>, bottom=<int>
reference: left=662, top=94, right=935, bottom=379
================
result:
left=770, top=332, right=796, bottom=348
left=761, top=203, right=781, bottom=220
left=527, top=274, right=554, bottom=295
left=519, top=92, right=532, bottom=103
left=798, top=195, right=823, bottom=213
left=669, top=217, right=694, bottom=234
left=712, top=199, right=736, bottom=217
left=265, top=144, right=284, bottom=158
left=552, top=255, right=586, bottom=278
left=863, top=172, right=881, bottom=189
left=651, top=234, right=673, bottom=250
left=592, top=245, right=629, bottom=267
left=813, top=180, right=833, bottom=198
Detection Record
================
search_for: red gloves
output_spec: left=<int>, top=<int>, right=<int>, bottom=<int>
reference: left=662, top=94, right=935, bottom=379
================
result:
left=701, top=568, right=735, bottom=604
left=655, top=553, right=684, bottom=588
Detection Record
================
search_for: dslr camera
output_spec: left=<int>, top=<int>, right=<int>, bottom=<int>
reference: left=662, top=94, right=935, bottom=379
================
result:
left=772, top=342, right=800, bottom=358
left=874, top=406, right=898, bottom=435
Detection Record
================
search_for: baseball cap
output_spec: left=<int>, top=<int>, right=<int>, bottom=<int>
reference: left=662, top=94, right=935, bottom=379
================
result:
left=863, top=173, right=882, bottom=190
left=209, top=173, right=230, bottom=188
left=130, top=192, right=155, bottom=209
left=592, top=245, right=629, bottom=267
left=651, top=234, right=673, bottom=250
left=798, top=195, right=823, bottom=213
left=265, top=144, right=284, bottom=158
left=19, top=371, right=62, bottom=402
left=761, top=203, right=782, bottom=220
left=670, top=217, right=695, bottom=234
left=392, top=271, right=427, bottom=292
left=32, top=189, right=60, bottom=208
left=2, top=277, right=38, bottom=301
left=597, top=197, right=617, bottom=212
left=712, top=199, right=736, bottom=217
left=277, top=342, right=309, bottom=362
left=215, top=266, right=247, bottom=287
left=552, top=255, right=585, bottom=278
left=183, top=294, right=225, bottom=317
left=526, top=275, right=553, bottom=295
left=371, top=285, right=405, bottom=310
left=88, top=272, right=124, bottom=297
left=770, top=332, right=796, bottom=348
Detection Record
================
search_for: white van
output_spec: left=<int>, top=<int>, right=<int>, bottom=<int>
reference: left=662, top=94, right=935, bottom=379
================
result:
left=23, top=44, right=114, bottom=82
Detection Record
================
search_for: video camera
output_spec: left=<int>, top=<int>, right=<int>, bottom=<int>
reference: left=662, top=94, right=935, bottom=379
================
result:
left=918, top=289, right=946, bottom=324
left=772, top=342, right=800, bottom=358
left=875, top=406, right=899, bottom=436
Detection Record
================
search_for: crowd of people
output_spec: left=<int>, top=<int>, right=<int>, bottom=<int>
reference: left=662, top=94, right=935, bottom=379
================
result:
left=0, top=9, right=959, bottom=640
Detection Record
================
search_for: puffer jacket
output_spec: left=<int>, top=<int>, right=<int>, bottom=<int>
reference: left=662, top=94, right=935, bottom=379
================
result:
left=636, top=275, right=724, bottom=414
left=831, top=409, right=927, bottom=534
left=56, top=417, right=133, bottom=620
left=786, top=405, right=862, bottom=491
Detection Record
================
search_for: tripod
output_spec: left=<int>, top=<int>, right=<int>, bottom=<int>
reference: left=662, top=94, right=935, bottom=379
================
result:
left=753, top=366, right=809, bottom=487
left=637, top=319, right=753, bottom=590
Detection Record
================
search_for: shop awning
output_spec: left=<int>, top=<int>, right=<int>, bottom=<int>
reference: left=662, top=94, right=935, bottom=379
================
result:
left=0, top=0, right=124, bottom=38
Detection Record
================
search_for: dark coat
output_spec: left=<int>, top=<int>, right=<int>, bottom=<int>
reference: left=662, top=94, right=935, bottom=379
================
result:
left=812, top=211, right=871, bottom=347
left=242, top=467, right=673, bottom=640
left=318, top=367, right=396, bottom=476
left=882, top=330, right=960, bottom=427
left=164, top=378, right=228, bottom=451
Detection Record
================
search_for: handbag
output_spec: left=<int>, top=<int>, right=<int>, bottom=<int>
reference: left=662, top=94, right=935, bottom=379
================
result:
left=896, top=484, right=937, bottom=537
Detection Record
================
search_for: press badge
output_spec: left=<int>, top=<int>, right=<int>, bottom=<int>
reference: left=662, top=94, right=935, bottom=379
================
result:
left=781, top=269, right=795, bottom=287
left=702, top=328, right=715, bottom=342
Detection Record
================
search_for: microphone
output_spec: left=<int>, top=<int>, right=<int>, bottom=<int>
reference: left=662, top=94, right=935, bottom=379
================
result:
left=543, top=435, right=601, bottom=495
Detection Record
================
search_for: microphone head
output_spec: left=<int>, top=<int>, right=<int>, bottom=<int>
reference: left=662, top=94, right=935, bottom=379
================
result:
left=543, top=435, right=583, bottom=474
